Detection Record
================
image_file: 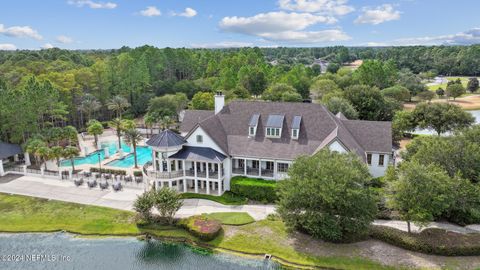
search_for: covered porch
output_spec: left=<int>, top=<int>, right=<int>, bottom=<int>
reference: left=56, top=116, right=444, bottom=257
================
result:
left=0, top=142, right=25, bottom=177
left=231, top=157, right=290, bottom=180
left=146, top=146, right=227, bottom=195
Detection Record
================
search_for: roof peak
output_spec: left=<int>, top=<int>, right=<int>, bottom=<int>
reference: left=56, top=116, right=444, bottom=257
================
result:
left=146, top=129, right=186, bottom=148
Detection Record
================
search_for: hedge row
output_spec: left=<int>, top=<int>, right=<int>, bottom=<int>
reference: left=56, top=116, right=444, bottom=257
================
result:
left=177, top=215, right=222, bottom=241
left=370, top=225, right=480, bottom=256
left=90, top=167, right=127, bottom=175
left=230, top=176, right=277, bottom=203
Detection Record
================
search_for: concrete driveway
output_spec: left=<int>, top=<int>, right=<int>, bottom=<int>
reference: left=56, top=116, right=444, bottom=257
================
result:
left=0, top=175, right=276, bottom=220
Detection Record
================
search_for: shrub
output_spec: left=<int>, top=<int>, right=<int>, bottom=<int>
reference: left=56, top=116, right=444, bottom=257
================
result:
left=370, top=225, right=480, bottom=256
left=133, top=191, right=154, bottom=222
left=230, top=176, right=277, bottom=203
left=133, top=171, right=143, bottom=177
left=152, top=187, right=183, bottom=225
left=178, top=215, right=222, bottom=241
left=90, top=167, right=127, bottom=175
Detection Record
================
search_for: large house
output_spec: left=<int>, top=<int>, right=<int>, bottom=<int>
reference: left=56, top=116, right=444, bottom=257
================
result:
left=143, top=92, right=392, bottom=195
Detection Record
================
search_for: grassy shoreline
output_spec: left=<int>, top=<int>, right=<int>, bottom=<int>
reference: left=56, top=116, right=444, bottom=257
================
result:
left=0, top=193, right=392, bottom=270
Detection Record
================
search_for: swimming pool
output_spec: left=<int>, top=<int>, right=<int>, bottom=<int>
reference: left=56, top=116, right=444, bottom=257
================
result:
left=60, top=141, right=153, bottom=168
left=105, top=146, right=153, bottom=168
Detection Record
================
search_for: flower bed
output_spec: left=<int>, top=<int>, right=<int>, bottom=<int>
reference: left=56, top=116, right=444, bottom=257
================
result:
left=177, top=215, right=222, bottom=241
left=90, top=167, right=127, bottom=175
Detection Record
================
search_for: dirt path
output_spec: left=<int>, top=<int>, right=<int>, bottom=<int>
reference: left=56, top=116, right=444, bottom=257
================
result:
left=404, top=94, right=480, bottom=110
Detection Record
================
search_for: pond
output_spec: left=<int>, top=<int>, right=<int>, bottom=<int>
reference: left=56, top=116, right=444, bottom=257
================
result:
left=413, top=109, right=480, bottom=135
left=0, top=233, right=282, bottom=270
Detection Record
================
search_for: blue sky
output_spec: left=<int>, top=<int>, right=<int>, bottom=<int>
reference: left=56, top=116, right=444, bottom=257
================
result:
left=0, top=0, right=479, bottom=50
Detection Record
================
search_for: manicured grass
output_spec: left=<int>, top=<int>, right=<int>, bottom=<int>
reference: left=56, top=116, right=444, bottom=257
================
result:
left=201, top=212, right=255, bottom=225
left=427, top=76, right=471, bottom=91
left=180, top=191, right=247, bottom=205
left=0, top=193, right=139, bottom=235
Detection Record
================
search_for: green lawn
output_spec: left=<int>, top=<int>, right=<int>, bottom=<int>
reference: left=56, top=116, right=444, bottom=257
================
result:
left=201, top=212, right=255, bottom=225
left=0, top=193, right=394, bottom=270
left=427, top=76, right=472, bottom=91
left=0, top=193, right=139, bottom=235
left=180, top=191, right=247, bottom=205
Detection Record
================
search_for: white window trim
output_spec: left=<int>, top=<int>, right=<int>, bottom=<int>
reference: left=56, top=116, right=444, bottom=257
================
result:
left=266, top=127, right=281, bottom=138
left=249, top=126, right=257, bottom=137
left=291, top=128, right=299, bottom=139
left=378, top=154, right=385, bottom=167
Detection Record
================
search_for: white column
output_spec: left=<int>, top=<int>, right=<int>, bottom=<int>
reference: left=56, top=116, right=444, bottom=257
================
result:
left=24, top=152, right=31, bottom=166
left=182, top=160, right=186, bottom=176
left=206, top=163, right=209, bottom=179
left=194, top=162, right=198, bottom=193
left=68, top=169, right=73, bottom=180
left=274, top=161, right=278, bottom=180
left=206, top=179, right=210, bottom=195
left=13, top=154, right=19, bottom=162
left=244, top=158, right=247, bottom=175
left=259, top=159, right=262, bottom=177
left=183, top=179, right=187, bottom=192
left=218, top=180, right=222, bottom=196
left=23, top=165, right=27, bottom=175
left=160, top=181, right=164, bottom=188
left=0, top=159, right=4, bottom=176
left=167, top=159, right=171, bottom=173
left=168, top=181, right=173, bottom=188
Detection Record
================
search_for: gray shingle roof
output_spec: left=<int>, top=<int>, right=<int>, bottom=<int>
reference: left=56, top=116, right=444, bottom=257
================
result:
left=182, top=100, right=392, bottom=160
left=146, top=130, right=186, bottom=148
left=169, top=146, right=226, bottom=162
left=0, top=142, right=22, bottom=159
left=180, top=110, right=214, bottom=133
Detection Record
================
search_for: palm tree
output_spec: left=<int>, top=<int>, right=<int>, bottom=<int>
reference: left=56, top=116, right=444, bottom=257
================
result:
left=62, top=126, right=78, bottom=146
left=144, top=112, right=158, bottom=136
left=124, top=128, right=142, bottom=168
left=159, top=115, right=175, bottom=130
left=37, top=146, right=52, bottom=170
left=63, top=146, right=80, bottom=173
left=87, top=120, right=104, bottom=149
left=80, top=94, right=101, bottom=123
left=108, top=118, right=126, bottom=150
left=50, top=146, right=63, bottom=167
left=107, top=95, right=130, bottom=118
left=25, top=138, right=47, bottom=166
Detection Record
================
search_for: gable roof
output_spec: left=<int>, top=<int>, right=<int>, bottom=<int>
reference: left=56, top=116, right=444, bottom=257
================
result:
left=169, top=146, right=226, bottom=162
left=146, top=129, right=186, bottom=148
left=0, top=142, right=22, bottom=159
left=180, top=110, right=214, bottom=133
left=180, top=100, right=392, bottom=160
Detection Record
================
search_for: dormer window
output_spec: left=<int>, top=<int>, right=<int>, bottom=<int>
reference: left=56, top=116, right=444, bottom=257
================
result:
left=291, top=115, right=301, bottom=140
left=292, top=129, right=299, bottom=139
left=248, top=114, right=260, bottom=137
left=266, top=114, right=284, bottom=138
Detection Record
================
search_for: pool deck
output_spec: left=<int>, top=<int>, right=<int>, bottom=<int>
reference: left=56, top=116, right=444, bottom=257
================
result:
left=53, top=130, right=149, bottom=176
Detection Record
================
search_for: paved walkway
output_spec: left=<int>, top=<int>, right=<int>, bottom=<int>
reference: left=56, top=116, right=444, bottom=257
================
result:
left=1, top=175, right=480, bottom=233
left=0, top=175, right=276, bottom=220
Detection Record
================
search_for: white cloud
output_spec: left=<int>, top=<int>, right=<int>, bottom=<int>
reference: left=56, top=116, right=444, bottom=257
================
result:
left=0, top=24, right=42, bottom=40
left=220, top=12, right=336, bottom=35
left=139, top=6, right=161, bottom=17
left=219, top=11, right=347, bottom=43
left=68, top=0, right=117, bottom=9
left=56, top=35, right=73, bottom=44
left=172, top=7, right=197, bottom=18
left=0, top=43, right=16, bottom=50
left=278, top=0, right=354, bottom=16
left=355, top=4, right=400, bottom=25
left=390, top=28, right=480, bottom=46
left=191, top=41, right=254, bottom=48
left=260, top=29, right=350, bottom=43
left=42, top=43, right=54, bottom=49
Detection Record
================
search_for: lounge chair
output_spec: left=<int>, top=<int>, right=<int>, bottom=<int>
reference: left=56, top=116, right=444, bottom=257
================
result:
left=135, top=176, right=143, bottom=183
left=112, top=181, right=122, bottom=191
left=87, top=179, right=97, bottom=188
left=124, top=175, right=132, bottom=182
left=104, top=174, right=111, bottom=180
left=99, top=181, right=109, bottom=190
left=74, top=178, right=84, bottom=186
